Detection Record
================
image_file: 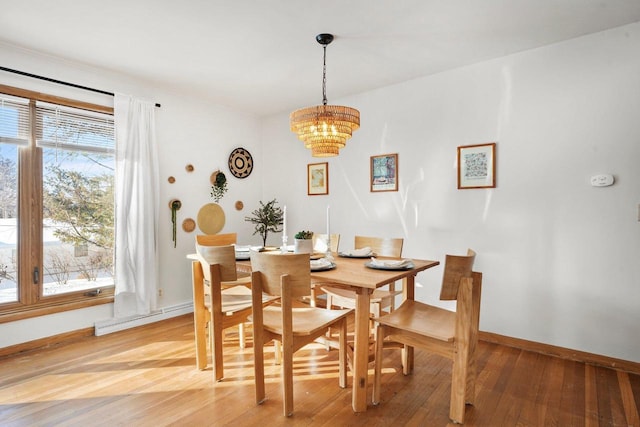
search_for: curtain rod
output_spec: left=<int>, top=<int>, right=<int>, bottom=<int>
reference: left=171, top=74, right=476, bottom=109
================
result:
left=0, top=66, right=161, bottom=108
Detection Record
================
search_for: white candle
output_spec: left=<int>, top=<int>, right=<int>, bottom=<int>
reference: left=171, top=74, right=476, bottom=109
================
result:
left=283, top=205, right=287, bottom=238
left=326, top=205, right=330, bottom=236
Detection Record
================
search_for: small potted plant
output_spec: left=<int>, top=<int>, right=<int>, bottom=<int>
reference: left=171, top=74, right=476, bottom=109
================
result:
left=294, top=230, right=313, bottom=254
left=244, top=199, right=283, bottom=247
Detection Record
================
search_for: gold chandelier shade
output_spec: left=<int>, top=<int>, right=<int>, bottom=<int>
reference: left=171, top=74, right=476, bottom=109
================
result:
left=290, top=33, right=360, bottom=157
left=290, top=104, right=360, bottom=157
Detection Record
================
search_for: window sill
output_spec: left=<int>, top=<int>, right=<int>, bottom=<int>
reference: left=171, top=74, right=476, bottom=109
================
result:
left=0, top=293, right=114, bottom=324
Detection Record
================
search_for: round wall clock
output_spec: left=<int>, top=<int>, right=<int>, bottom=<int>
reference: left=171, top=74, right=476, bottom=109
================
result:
left=228, top=147, right=253, bottom=178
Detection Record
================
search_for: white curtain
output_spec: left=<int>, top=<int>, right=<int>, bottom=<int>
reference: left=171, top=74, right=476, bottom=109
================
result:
left=113, top=93, right=159, bottom=318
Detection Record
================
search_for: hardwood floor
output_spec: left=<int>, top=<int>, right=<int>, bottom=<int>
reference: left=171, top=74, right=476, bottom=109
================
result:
left=0, top=314, right=638, bottom=426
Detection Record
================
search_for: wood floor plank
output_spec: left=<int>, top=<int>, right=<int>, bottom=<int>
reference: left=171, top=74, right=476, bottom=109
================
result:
left=585, top=363, right=600, bottom=427
left=629, top=371, right=640, bottom=424
left=540, top=354, right=566, bottom=425
left=556, top=358, right=585, bottom=426
left=473, top=344, right=522, bottom=425
left=1, top=314, right=638, bottom=426
left=616, top=370, right=640, bottom=427
left=597, top=365, right=628, bottom=426
left=513, top=351, right=550, bottom=426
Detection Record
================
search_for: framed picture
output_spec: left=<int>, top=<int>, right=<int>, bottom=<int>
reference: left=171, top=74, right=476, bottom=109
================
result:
left=307, top=162, right=328, bottom=195
left=370, top=153, right=398, bottom=192
left=457, top=142, right=496, bottom=189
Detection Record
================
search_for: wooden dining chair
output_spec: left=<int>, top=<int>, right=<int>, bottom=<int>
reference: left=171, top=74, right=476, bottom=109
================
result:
left=195, top=233, right=250, bottom=346
left=193, top=244, right=277, bottom=381
left=321, top=235, right=404, bottom=319
left=249, top=251, right=352, bottom=417
left=372, top=249, right=481, bottom=424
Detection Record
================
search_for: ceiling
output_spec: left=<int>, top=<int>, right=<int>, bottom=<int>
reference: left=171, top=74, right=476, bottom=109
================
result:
left=2, top=1, right=640, bottom=116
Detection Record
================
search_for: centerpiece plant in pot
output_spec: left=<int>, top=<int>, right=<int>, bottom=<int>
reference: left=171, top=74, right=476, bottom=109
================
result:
left=244, top=199, right=283, bottom=247
left=294, top=230, right=313, bottom=254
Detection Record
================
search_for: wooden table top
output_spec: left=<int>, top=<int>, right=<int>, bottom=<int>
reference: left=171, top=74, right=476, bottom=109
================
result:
left=310, top=256, right=440, bottom=290
left=210, top=252, right=440, bottom=291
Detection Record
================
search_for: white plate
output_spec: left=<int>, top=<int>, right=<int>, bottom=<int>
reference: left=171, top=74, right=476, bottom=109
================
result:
left=311, top=262, right=337, bottom=271
left=364, top=261, right=414, bottom=271
left=338, top=251, right=375, bottom=258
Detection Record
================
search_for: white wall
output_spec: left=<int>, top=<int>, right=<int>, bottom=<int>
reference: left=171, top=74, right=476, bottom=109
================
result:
left=261, top=23, right=640, bottom=362
left=0, top=43, right=263, bottom=347
left=2, top=22, right=639, bottom=363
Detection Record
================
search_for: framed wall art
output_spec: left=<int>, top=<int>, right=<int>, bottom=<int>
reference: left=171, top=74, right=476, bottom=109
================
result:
left=457, top=142, right=496, bottom=189
left=370, top=153, right=398, bottom=192
left=307, top=162, right=328, bottom=195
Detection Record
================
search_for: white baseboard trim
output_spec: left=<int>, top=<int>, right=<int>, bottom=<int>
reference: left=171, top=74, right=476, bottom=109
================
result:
left=94, top=302, right=194, bottom=336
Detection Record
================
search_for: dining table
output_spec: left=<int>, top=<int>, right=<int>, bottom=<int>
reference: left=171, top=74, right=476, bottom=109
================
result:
left=307, top=254, right=440, bottom=412
left=232, top=250, right=440, bottom=412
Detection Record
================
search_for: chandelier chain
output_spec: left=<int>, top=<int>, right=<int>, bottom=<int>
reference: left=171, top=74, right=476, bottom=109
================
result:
left=322, top=44, right=328, bottom=105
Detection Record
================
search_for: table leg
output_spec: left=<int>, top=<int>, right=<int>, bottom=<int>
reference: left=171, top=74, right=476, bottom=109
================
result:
left=352, top=288, right=372, bottom=412
left=404, top=274, right=416, bottom=374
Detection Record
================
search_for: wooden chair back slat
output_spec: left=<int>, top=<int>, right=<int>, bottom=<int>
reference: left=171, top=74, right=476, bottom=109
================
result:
left=440, top=249, right=476, bottom=300
left=196, top=244, right=238, bottom=282
left=196, top=233, right=237, bottom=246
left=250, top=252, right=310, bottom=298
left=354, top=235, right=403, bottom=257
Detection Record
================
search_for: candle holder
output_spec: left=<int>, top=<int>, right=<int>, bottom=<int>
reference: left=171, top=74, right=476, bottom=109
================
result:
left=280, top=235, right=288, bottom=254
left=325, top=234, right=334, bottom=261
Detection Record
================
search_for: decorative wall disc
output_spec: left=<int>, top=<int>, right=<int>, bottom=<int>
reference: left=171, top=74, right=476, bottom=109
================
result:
left=197, top=203, right=226, bottom=234
left=182, top=218, right=196, bottom=232
left=228, top=147, right=253, bottom=178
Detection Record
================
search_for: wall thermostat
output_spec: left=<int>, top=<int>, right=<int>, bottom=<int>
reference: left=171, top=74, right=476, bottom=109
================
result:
left=590, top=174, right=614, bottom=187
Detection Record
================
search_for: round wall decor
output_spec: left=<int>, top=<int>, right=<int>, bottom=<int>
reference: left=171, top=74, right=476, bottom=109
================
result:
left=197, top=203, right=226, bottom=234
left=182, top=218, right=196, bottom=232
left=228, top=147, right=253, bottom=178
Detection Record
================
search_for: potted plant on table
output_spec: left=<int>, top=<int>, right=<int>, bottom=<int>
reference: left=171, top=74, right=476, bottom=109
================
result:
left=294, top=230, right=314, bottom=254
left=244, top=199, right=283, bottom=247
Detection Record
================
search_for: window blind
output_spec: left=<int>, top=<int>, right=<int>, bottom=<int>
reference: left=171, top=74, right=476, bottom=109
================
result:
left=0, top=94, right=30, bottom=146
left=36, top=101, right=114, bottom=154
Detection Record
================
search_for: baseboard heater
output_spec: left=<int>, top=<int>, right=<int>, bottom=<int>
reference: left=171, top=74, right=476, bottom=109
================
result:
left=94, top=302, right=193, bottom=336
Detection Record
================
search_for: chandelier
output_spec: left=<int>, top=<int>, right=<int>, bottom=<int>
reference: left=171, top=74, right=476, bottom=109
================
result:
left=290, top=34, right=360, bottom=157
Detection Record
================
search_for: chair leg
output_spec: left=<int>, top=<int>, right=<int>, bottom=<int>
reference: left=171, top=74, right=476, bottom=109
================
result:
left=239, top=323, right=246, bottom=349
left=388, top=282, right=396, bottom=311
left=309, top=286, right=317, bottom=307
left=282, top=338, right=294, bottom=417
left=274, top=340, right=282, bottom=365
left=372, top=324, right=385, bottom=405
left=401, top=345, right=407, bottom=375
left=371, top=302, right=381, bottom=342
left=465, top=343, right=477, bottom=406
left=338, top=318, right=347, bottom=388
left=253, top=332, right=266, bottom=405
left=450, top=340, right=471, bottom=424
left=466, top=324, right=479, bottom=405
left=211, top=311, right=224, bottom=382
left=194, top=310, right=208, bottom=370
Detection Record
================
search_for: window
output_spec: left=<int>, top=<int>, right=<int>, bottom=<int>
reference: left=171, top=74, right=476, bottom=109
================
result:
left=0, top=86, right=115, bottom=321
